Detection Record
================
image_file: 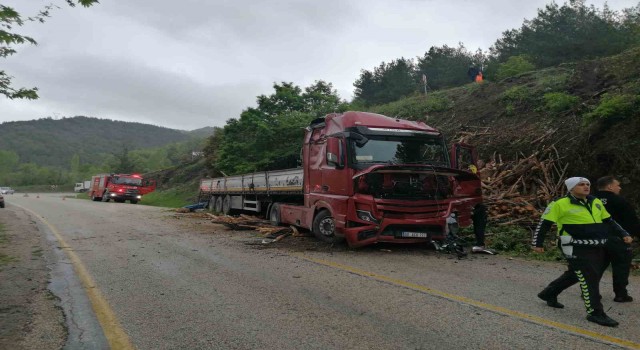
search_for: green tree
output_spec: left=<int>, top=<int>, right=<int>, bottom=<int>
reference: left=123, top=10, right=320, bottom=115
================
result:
left=495, top=55, right=536, bottom=80
left=114, top=146, right=135, bottom=173
left=353, top=58, right=417, bottom=106
left=490, top=1, right=635, bottom=68
left=416, top=43, right=480, bottom=90
left=213, top=81, right=344, bottom=175
left=0, top=0, right=99, bottom=99
left=0, top=149, right=19, bottom=173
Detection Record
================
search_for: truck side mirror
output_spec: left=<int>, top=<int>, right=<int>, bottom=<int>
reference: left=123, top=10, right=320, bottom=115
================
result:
left=326, top=137, right=344, bottom=169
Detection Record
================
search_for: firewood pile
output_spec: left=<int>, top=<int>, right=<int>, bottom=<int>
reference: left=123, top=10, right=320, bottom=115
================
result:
left=204, top=213, right=306, bottom=241
left=477, top=146, right=569, bottom=227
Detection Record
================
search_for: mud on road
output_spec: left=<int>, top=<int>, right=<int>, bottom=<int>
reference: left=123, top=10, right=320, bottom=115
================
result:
left=0, top=206, right=65, bottom=350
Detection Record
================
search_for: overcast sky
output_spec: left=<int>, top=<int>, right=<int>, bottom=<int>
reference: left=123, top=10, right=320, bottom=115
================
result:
left=1, top=0, right=637, bottom=130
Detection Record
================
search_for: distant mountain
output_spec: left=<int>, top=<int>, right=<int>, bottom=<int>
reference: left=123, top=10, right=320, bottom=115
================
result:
left=185, top=126, right=216, bottom=138
left=0, top=116, right=199, bottom=168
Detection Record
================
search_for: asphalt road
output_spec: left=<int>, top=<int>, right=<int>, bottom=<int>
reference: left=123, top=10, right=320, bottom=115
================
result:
left=6, top=193, right=640, bottom=349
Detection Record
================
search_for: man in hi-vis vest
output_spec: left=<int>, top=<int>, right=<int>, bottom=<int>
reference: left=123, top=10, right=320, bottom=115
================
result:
left=532, top=177, right=632, bottom=327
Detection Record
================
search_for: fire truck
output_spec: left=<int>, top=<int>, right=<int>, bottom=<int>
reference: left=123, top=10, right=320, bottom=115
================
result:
left=199, top=111, right=482, bottom=248
left=89, top=173, right=156, bottom=204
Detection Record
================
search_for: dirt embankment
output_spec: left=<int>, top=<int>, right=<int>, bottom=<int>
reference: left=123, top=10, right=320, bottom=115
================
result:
left=0, top=207, right=66, bottom=349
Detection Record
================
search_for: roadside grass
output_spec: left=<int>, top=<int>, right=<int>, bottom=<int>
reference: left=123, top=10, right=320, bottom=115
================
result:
left=137, top=184, right=197, bottom=208
left=0, top=223, right=18, bottom=267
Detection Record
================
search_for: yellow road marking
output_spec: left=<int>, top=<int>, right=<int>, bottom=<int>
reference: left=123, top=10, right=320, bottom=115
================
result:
left=17, top=204, right=135, bottom=350
left=297, top=254, right=640, bottom=349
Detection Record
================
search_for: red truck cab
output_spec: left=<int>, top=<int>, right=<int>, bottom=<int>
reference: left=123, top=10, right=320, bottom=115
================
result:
left=279, top=112, right=482, bottom=247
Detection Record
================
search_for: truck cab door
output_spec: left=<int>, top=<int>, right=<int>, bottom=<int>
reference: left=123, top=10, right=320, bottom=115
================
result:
left=322, top=137, right=348, bottom=194
left=450, top=143, right=478, bottom=173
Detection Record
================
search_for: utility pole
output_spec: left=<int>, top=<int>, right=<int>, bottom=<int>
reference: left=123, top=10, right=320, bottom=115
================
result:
left=422, top=74, right=427, bottom=95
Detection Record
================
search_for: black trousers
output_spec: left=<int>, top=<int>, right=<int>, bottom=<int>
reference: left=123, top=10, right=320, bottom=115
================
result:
left=472, top=204, right=488, bottom=246
left=605, top=236, right=633, bottom=297
left=544, top=246, right=607, bottom=315
left=546, top=238, right=632, bottom=299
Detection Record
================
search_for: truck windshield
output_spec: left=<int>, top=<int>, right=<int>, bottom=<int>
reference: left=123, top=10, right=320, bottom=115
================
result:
left=351, top=135, right=448, bottom=167
left=111, top=176, right=143, bottom=186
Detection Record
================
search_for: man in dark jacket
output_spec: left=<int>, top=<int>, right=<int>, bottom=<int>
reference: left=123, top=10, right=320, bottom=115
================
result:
left=595, top=176, right=638, bottom=302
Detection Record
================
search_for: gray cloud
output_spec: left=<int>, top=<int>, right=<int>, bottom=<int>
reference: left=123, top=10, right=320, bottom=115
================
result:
left=1, top=0, right=636, bottom=130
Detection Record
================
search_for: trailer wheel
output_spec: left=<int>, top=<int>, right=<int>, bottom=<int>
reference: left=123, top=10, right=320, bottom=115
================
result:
left=207, top=196, right=217, bottom=212
left=222, top=195, right=233, bottom=215
left=312, top=210, right=343, bottom=243
left=269, top=203, right=282, bottom=226
left=214, top=196, right=223, bottom=213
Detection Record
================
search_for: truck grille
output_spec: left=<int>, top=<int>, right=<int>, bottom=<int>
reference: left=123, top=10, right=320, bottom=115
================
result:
left=376, top=200, right=447, bottom=219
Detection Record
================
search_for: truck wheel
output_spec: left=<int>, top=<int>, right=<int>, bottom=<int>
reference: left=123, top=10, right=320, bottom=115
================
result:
left=312, top=210, right=343, bottom=244
left=222, top=195, right=233, bottom=215
left=269, top=203, right=282, bottom=226
left=214, top=197, right=223, bottom=213
left=130, top=199, right=138, bottom=204
left=207, top=196, right=217, bottom=212
left=91, top=194, right=100, bottom=201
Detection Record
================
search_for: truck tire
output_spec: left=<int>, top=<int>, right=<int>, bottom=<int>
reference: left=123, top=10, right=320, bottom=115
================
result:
left=91, top=193, right=101, bottom=201
left=214, top=197, right=223, bottom=213
left=130, top=199, right=138, bottom=204
left=222, top=195, right=233, bottom=215
left=269, top=203, right=282, bottom=226
left=207, top=196, right=217, bottom=212
left=312, top=209, right=343, bottom=244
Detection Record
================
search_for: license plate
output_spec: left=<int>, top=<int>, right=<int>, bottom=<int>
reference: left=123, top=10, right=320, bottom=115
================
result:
left=401, top=231, right=428, bottom=238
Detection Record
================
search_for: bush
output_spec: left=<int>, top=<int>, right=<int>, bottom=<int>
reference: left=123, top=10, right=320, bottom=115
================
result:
left=501, top=86, right=537, bottom=115
left=583, top=93, right=640, bottom=125
left=487, top=225, right=532, bottom=253
left=539, top=72, right=570, bottom=92
left=424, top=94, right=452, bottom=112
left=543, top=92, right=580, bottom=113
left=496, top=55, right=536, bottom=80
left=501, top=86, right=533, bottom=104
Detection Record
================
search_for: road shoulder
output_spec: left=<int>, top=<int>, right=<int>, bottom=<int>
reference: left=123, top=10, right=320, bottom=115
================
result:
left=0, top=206, right=66, bottom=349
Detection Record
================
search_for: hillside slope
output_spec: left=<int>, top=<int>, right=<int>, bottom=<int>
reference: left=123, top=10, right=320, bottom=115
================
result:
left=0, top=116, right=202, bottom=168
left=371, top=47, right=640, bottom=204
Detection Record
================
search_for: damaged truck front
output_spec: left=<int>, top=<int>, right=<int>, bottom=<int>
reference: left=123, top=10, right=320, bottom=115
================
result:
left=199, top=111, right=483, bottom=248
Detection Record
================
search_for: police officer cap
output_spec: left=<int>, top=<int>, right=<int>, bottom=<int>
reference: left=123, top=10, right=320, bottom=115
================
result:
left=565, top=177, right=590, bottom=191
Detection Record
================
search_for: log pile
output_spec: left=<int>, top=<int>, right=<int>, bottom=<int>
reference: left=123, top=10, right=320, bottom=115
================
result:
left=203, top=213, right=306, bottom=241
left=477, top=146, right=569, bottom=227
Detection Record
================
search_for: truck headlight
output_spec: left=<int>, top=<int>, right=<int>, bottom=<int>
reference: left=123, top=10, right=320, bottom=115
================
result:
left=136, top=195, right=142, bottom=199
left=356, top=210, right=379, bottom=224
